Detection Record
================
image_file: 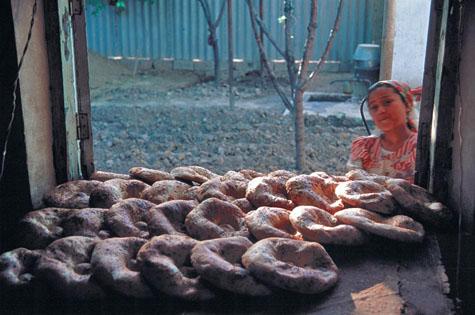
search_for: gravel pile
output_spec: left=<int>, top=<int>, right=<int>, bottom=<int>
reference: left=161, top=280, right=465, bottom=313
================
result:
left=89, top=57, right=366, bottom=176
left=92, top=103, right=367, bottom=175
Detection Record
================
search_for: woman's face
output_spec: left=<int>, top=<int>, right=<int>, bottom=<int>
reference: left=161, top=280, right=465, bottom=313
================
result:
left=367, top=87, right=408, bottom=132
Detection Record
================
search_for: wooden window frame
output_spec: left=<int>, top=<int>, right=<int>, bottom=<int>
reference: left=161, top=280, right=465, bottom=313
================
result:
left=44, top=0, right=94, bottom=183
left=416, top=0, right=460, bottom=205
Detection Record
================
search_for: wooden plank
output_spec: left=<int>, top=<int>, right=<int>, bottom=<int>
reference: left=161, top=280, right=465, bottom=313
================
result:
left=1, top=235, right=453, bottom=314
left=430, top=0, right=461, bottom=200
left=415, top=0, right=444, bottom=188
left=58, top=0, right=81, bottom=180
left=43, top=0, right=68, bottom=184
left=72, top=0, right=95, bottom=179
left=43, top=0, right=86, bottom=182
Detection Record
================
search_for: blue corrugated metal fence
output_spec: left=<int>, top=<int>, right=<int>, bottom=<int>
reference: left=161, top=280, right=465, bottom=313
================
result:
left=86, top=0, right=380, bottom=67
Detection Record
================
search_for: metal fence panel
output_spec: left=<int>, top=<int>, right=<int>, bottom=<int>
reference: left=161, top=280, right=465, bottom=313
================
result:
left=85, top=0, right=380, bottom=67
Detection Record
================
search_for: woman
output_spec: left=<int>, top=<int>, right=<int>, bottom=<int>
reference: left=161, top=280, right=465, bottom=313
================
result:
left=347, top=80, right=418, bottom=183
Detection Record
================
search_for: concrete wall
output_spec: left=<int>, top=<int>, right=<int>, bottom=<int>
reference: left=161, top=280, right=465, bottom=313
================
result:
left=11, top=0, right=56, bottom=208
left=390, top=0, right=431, bottom=88
left=451, top=1, right=475, bottom=232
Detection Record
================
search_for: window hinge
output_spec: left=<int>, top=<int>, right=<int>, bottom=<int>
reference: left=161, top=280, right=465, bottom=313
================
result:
left=76, top=112, right=90, bottom=140
left=69, top=0, right=83, bottom=16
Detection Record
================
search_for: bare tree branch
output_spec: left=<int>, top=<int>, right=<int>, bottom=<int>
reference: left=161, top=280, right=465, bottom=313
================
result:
left=215, top=0, right=226, bottom=27
left=259, top=0, right=264, bottom=74
left=297, top=0, right=317, bottom=86
left=198, top=0, right=227, bottom=83
left=247, top=2, right=286, bottom=58
left=246, top=0, right=293, bottom=111
left=198, top=0, right=212, bottom=22
left=301, top=0, right=344, bottom=90
left=284, top=0, right=298, bottom=97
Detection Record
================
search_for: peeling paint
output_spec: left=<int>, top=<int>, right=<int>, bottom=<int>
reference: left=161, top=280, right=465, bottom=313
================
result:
left=61, top=10, right=70, bottom=60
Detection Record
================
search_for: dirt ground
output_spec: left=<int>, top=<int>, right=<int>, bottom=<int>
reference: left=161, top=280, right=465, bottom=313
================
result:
left=88, top=53, right=367, bottom=175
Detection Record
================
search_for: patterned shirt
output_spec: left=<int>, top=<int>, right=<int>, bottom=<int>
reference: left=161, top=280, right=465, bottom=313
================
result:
left=347, top=132, right=418, bottom=183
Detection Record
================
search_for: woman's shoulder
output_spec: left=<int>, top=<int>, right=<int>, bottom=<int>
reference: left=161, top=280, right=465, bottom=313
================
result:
left=350, top=135, right=380, bottom=160
left=351, top=135, right=379, bottom=148
left=408, top=131, right=418, bottom=143
left=397, top=131, right=418, bottom=155
left=397, top=131, right=418, bottom=152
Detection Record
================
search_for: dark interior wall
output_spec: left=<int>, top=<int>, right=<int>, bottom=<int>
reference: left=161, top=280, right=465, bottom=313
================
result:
left=451, top=0, right=475, bottom=234
left=450, top=1, right=475, bottom=312
left=0, top=1, right=32, bottom=252
left=434, top=1, right=475, bottom=313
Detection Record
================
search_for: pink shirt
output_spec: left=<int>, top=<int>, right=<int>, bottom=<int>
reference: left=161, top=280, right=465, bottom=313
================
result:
left=347, top=132, right=418, bottom=183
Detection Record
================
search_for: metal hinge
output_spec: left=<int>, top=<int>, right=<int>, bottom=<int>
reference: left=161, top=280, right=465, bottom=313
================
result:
left=69, top=0, right=83, bottom=16
left=76, top=113, right=90, bottom=140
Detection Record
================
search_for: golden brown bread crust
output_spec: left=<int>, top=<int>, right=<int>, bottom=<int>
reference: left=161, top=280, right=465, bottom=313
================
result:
left=246, top=176, right=294, bottom=210
left=309, top=171, right=348, bottom=196
left=241, top=238, right=339, bottom=294
left=0, top=248, right=43, bottom=289
left=335, top=180, right=396, bottom=214
left=128, top=166, right=173, bottom=184
left=232, top=198, right=255, bottom=213
left=267, top=170, right=296, bottom=181
left=384, top=178, right=453, bottom=228
left=89, top=179, right=150, bottom=208
left=345, top=169, right=390, bottom=185
left=286, top=174, right=344, bottom=214
left=106, top=198, right=155, bottom=238
left=141, top=179, right=195, bottom=204
left=237, top=169, right=265, bottom=179
left=90, top=171, right=130, bottom=181
left=221, top=170, right=251, bottom=182
left=196, top=176, right=247, bottom=202
left=19, top=208, right=72, bottom=249
left=19, top=207, right=110, bottom=250
left=146, top=200, right=198, bottom=236
left=171, top=165, right=219, bottom=184
left=35, top=236, right=105, bottom=300
left=334, top=208, right=425, bottom=242
left=44, top=180, right=104, bottom=209
left=289, top=206, right=367, bottom=245
left=91, top=237, right=152, bottom=298
left=137, top=234, right=215, bottom=301
left=190, top=236, right=272, bottom=296
left=245, top=207, right=301, bottom=240
left=61, top=208, right=111, bottom=239
left=185, top=198, right=249, bottom=240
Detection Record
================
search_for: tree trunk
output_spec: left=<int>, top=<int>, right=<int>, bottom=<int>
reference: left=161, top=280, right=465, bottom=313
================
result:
left=246, top=0, right=343, bottom=172
left=294, top=88, right=305, bottom=171
left=210, top=29, right=220, bottom=83
left=227, top=0, right=234, bottom=108
left=284, top=0, right=297, bottom=97
left=259, top=0, right=264, bottom=76
left=198, top=0, right=226, bottom=85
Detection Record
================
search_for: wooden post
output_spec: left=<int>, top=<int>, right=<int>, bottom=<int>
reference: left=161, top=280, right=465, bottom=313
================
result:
left=44, top=0, right=82, bottom=181
left=44, top=0, right=69, bottom=184
left=57, top=0, right=81, bottom=180
left=415, top=0, right=445, bottom=188
left=227, top=0, right=234, bottom=108
left=71, top=0, right=95, bottom=179
left=430, top=0, right=461, bottom=201
left=379, top=0, right=396, bottom=80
